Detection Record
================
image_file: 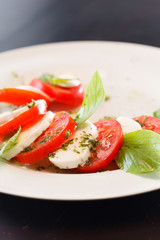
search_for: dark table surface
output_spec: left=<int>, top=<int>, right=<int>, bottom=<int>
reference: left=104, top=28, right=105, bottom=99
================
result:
left=0, top=0, right=160, bottom=239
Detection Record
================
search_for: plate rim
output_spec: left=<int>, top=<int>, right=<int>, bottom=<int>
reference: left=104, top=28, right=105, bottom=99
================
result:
left=0, top=40, right=160, bottom=57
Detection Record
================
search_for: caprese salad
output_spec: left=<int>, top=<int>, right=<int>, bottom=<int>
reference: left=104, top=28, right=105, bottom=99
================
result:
left=0, top=71, right=160, bottom=175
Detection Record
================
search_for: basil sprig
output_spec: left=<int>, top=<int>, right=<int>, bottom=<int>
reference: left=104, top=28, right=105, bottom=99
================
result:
left=74, top=71, right=105, bottom=125
left=0, top=127, right=21, bottom=158
left=116, top=129, right=160, bottom=174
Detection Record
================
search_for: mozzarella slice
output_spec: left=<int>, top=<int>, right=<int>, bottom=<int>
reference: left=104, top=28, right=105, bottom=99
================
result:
left=0, top=105, right=28, bottom=125
left=117, top=116, right=141, bottom=134
left=16, top=85, right=52, bottom=101
left=57, top=74, right=80, bottom=87
left=0, top=99, right=46, bottom=126
left=2, top=111, right=55, bottom=160
left=49, top=120, right=98, bottom=169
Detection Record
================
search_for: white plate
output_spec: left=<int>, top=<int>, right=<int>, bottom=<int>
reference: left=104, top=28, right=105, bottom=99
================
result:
left=0, top=41, right=160, bottom=200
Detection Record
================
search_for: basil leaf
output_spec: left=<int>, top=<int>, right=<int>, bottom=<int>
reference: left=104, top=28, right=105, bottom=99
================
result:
left=153, top=109, right=160, bottom=119
left=0, top=127, right=21, bottom=157
left=39, top=74, right=80, bottom=87
left=28, top=100, right=36, bottom=109
left=74, top=71, right=105, bottom=125
left=116, top=129, right=160, bottom=174
left=39, top=73, right=55, bottom=83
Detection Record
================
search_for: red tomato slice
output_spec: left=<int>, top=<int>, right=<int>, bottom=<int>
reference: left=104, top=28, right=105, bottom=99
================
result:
left=30, top=79, right=84, bottom=107
left=0, top=88, right=51, bottom=105
left=0, top=100, right=47, bottom=135
left=15, top=111, right=77, bottom=164
left=133, top=115, right=160, bottom=134
left=77, top=119, right=123, bottom=173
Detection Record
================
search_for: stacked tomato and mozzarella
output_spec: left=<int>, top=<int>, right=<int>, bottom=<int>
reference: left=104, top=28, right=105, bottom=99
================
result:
left=0, top=78, right=142, bottom=173
left=1, top=94, right=159, bottom=173
left=0, top=98, right=97, bottom=169
left=2, top=73, right=159, bottom=173
left=0, top=94, right=142, bottom=173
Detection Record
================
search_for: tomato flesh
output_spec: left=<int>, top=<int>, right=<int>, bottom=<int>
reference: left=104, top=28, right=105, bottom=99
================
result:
left=77, top=119, right=123, bottom=173
left=133, top=115, right=160, bottom=134
left=0, top=100, right=47, bottom=135
left=0, top=88, right=51, bottom=105
left=15, top=111, right=77, bottom=164
left=30, top=79, right=84, bottom=107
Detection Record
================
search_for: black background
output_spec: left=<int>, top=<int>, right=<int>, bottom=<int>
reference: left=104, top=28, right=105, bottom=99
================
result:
left=0, top=0, right=160, bottom=52
left=0, top=0, right=160, bottom=239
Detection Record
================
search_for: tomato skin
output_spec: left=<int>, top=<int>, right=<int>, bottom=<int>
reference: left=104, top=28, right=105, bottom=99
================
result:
left=0, top=101, right=47, bottom=135
left=77, top=119, right=123, bottom=173
left=0, top=88, right=51, bottom=105
left=133, top=115, right=160, bottom=134
left=30, top=79, right=84, bottom=107
left=15, top=112, right=77, bottom=164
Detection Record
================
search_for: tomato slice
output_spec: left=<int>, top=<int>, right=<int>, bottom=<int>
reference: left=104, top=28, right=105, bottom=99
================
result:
left=77, top=119, right=123, bottom=173
left=30, top=79, right=84, bottom=107
left=133, top=115, right=160, bottom=134
left=15, top=111, right=77, bottom=164
left=0, top=88, right=51, bottom=105
left=0, top=100, right=47, bottom=135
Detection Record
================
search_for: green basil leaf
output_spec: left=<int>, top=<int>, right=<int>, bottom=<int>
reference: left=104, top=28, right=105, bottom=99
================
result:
left=153, top=109, right=160, bottom=119
left=39, top=74, right=80, bottom=87
left=74, top=71, right=105, bottom=125
left=0, top=127, right=21, bottom=157
left=116, top=129, right=160, bottom=174
left=28, top=100, right=36, bottom=109
left=39, top=74, right=56, bottom=84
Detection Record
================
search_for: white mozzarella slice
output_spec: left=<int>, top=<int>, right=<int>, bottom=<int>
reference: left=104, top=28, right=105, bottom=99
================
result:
left=2, top=111, right=55, bottom=160
left=0, top=106, right=28, bottom=125
left=0, top=99, right=46, bottom=126
left=57, top=74, right=80, bottom=87
left=49, top=120, right=98, bottom=169
left=117, top=116, right=141, bottom=134
left=16, top=85, right=52, bottom=101
left=33, top=99, right=47, bottom=114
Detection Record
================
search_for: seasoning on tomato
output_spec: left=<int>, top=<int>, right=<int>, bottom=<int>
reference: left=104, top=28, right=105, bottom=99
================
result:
left=77, top=119, right=123, bottom=173
left=15, top=111, right=77, bottom=164
left=133, top=115, right=160, bottom=134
